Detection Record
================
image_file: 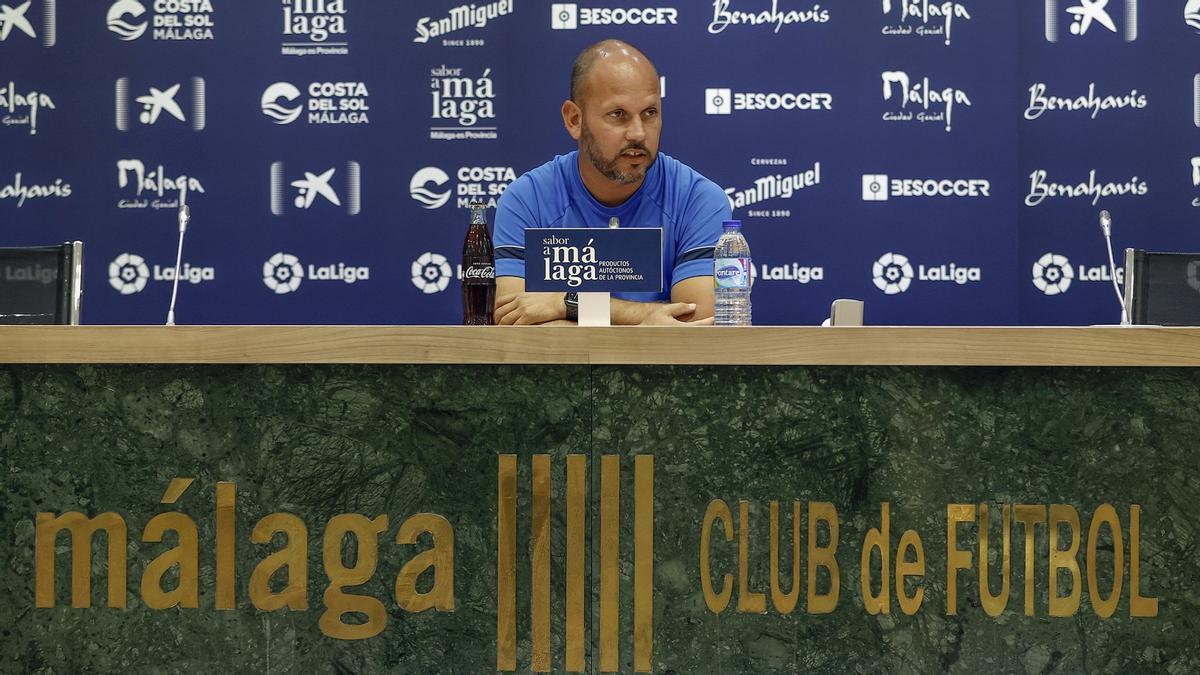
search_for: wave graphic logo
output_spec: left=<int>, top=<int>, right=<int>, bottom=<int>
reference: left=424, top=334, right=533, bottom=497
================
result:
left=107, top=0, right=146, bottom=40
left=409, top=167, right=451, bottom=209
left=1187, top=0, right=1200, bottom=30
left=260, top=82, right=302, bottom=124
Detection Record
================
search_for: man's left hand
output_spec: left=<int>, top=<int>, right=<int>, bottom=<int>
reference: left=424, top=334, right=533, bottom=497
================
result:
left=495, top=292, right=566, bottom=325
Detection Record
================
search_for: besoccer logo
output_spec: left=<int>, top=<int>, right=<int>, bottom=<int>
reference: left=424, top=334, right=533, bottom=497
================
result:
left=705, top=88, right=731, bottom=115
left=106, top=0, right=146, bottom=40
left=1032, top=253, right=1074, bottom=295
left=411, top=252, right=452, bottom=294
left=263, top=252, right=304, bottom=294
left=108, top=252, right=150, bottom=295
left=551, top=3, right=577, bottom=29
left=260, top=82, right=302, bottom=124
left=872, top=252, right=914, bottom=295
left=862, top=174, right=889, bottom=201
left=409, top=167, right=451, bottom=209
left=1045, top=0, right=1136, bottom=42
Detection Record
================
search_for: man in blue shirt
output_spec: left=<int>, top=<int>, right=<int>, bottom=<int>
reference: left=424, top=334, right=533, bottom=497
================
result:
left=493, top=39, right=731, bottom=325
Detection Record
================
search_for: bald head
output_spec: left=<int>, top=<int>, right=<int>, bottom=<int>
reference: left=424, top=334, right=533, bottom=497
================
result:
left=569, top=39, right=657, bottom=106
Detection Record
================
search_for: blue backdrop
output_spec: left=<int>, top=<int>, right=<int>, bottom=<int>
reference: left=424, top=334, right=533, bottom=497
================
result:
left=3, top=0, right=1198, bottom=325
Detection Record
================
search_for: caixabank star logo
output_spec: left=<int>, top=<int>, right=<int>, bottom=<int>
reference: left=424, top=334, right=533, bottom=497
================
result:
left=0, top=0, right=55, bottom=47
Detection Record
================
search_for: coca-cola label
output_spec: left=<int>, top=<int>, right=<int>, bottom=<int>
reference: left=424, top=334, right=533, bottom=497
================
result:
left=463, top=262, right=495, bottom=282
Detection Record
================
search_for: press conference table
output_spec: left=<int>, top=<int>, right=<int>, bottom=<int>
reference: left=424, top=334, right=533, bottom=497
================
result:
left=0, top=325, right=1198, bottom=364
left=3, top=326, right=1199, bottom=672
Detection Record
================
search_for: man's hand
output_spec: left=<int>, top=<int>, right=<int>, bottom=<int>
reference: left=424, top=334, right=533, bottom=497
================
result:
left=495, top=292, right=566, bottom=325
left=638, top=302, right=714, bottom=326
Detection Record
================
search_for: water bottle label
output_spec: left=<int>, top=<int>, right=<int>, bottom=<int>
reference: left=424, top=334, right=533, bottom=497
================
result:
left=714, top=257, right=750, bottom=289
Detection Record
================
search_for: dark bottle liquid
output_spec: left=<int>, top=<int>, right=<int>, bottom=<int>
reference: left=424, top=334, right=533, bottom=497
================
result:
left=462, top=201, right=496, bottom=325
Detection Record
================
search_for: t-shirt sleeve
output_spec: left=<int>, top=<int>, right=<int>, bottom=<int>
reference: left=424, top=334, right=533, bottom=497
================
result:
left=672, top=178, right=731, bottom=285
left=493, top=175, right=536, bottom=278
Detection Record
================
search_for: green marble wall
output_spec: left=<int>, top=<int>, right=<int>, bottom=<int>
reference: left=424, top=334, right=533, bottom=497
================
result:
left=1, top=364, right=1198, bottom=674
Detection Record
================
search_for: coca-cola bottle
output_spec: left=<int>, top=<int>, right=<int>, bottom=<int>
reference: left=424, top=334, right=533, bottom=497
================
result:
left=462, top=201, right=496, bottom=325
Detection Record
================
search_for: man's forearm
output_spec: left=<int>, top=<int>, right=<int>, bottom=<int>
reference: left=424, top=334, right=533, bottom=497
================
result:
left=610, top=299, right=666, bottom=325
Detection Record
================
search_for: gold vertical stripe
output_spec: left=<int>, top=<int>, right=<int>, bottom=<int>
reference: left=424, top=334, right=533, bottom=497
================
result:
left=532, top=455, right=552, bottom=672
left=600, top=455, right=620, bottom=672
left=497, top=455, right=517, bottom=672
left=566, top=455, right=587, bottom=672
left=634, top=455, right=654, bottom=672
left=215, top=482, right=236, bottom=610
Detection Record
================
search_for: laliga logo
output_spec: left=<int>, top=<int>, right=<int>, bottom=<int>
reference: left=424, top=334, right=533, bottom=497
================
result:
left=873, top=253, right=913, bottom=295
left=1045, top=0, right=1136, bottom=42
left=410, top=167, right=451, bottom=209
left=108, top=253, right=150, bottom=295
left=107, top=0, right=146, bottom=40
left=262, top=252, right=303, bottom=294
left=260, top=82, right=302, bottom=124
left=1032, top=253, right=1074, bottom=296
left=411, top=252, right=453, bottom=294
left=1, top=0, right=54, bottom=45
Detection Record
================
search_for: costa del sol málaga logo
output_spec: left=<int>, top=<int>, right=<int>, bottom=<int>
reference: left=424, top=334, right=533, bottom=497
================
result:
left=412, top=252, right=452, bottom=293
left=873, top=252, right=914, bottom=295
left=260, top=82, right=302, bottom=124
left=263, top=252, right=304, bottom=294
left=108, top=252, right=150, bottom=295
left=1032, top=253, right=1074, bottom=295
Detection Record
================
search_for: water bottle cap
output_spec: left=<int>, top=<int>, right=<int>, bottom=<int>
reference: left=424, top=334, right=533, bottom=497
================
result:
left=722, top=220, right=742, bottom=229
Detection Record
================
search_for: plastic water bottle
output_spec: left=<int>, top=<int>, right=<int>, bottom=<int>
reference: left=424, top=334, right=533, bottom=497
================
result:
left=714, top=220, right=751, bottom=326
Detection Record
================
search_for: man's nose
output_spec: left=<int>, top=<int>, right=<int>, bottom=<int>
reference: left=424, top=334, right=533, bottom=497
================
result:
left=625, top=116, right=646, bottom=142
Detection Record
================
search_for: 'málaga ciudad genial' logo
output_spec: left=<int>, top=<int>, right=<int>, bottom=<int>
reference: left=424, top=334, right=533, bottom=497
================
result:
left=116, top=159, right=203, bottom=210
left=281, top=0, right=347, bottom=56
left=409, top=166, right=515, bottom=210
left=1024, top=82, right=1146, bottom=120
left=881, top=71, right=970, bottom=132
left=1, top=81, right=55, bottom=135
left=108, top=252, right=214, bottom=295
left=707, top=0, right=829, bottom=35
left=873, top=251, right=981, bottom=295
left=260, top=81, right=370, bottom=125
left=106, top=0, right=215, bottom=41
left=115, top=77, right=205, bottom=131
left=262, top=252, right=368, bottom=295
left=414, top=0, right=513, bottom=45
left=0, top=0, right=55, bottom=46
left=1025, top=169, right=1148, bottom=207
left=881, top=0, right=971, bottom=46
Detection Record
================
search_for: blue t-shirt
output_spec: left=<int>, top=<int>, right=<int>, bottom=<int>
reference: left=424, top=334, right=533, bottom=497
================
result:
left=493, top=151, right=731, bottom=303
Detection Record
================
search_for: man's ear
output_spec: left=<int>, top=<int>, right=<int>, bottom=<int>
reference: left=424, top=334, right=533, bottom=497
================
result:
left=562, top=99, right=582, bottom=141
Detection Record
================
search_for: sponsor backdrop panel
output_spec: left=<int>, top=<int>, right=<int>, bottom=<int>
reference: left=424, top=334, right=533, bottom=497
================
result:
left=4, top=0, right=1198, bottom=325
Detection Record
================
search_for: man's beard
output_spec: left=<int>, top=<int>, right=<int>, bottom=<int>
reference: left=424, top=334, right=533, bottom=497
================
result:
left=581, top=121, right=655, bottom=185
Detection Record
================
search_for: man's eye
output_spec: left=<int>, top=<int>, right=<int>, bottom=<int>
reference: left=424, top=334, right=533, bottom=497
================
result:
left=643, top=109, right=658, bottom=118
left=609, top=110, right=625, bottom=119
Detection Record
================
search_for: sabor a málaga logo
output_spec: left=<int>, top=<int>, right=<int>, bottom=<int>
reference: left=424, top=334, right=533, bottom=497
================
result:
left=412, top=252, right=453, bottom=294
left=281, top=0, right=348, bottom=56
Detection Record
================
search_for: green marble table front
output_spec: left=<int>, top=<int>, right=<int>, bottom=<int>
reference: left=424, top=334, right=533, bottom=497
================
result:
left=1, top=364, right=1197, bottom=674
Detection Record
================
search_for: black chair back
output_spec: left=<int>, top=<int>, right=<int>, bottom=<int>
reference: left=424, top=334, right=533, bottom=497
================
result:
left=0, top=242, right=83, bottom=325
